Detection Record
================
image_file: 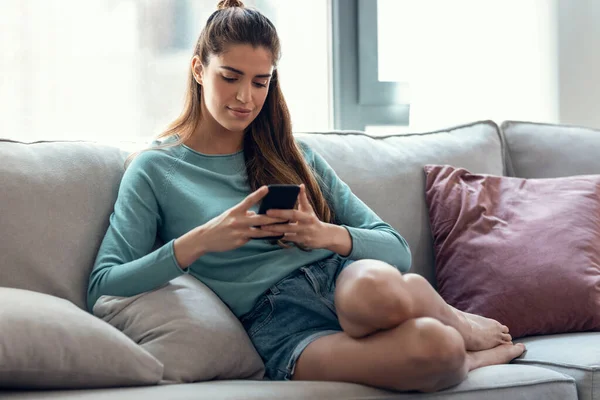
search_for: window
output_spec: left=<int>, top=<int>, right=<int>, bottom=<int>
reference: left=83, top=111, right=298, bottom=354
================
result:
left=331, top=0, right=410, bottom=131
left=371, top=0, right=558, bottom=134
left=0, top=0, right=330, bottom=142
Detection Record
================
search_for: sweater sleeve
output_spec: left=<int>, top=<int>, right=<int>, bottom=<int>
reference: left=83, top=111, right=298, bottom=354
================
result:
left=301, top=142, right=412, bottom=272
left=86, top=152, right=186, bottom=312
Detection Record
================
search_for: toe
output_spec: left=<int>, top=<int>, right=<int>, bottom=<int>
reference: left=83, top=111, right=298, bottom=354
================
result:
left=515, top=343, right=527, bottom=353
left=502, top=333, right=512, bottom=342
left=501, top=324, right=509, bottom=333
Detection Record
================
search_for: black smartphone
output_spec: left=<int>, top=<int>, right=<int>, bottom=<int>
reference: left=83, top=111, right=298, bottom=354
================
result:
left=254, top=184, right=300, bottom=240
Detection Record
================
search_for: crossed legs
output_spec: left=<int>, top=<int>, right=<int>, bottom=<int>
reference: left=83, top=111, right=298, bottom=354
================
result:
left=293, top=259, right=525, bottom=392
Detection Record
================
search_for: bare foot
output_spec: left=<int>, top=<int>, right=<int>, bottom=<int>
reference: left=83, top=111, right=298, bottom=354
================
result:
left=467, top=343, right=526, bottom=371
left=451, top=307, right=512, bottom=351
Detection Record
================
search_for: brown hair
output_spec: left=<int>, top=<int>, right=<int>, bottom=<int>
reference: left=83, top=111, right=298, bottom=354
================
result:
left=126, top=0, right=333, bottom=247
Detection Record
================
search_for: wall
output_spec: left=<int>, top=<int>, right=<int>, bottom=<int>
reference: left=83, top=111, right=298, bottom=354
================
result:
left=557, top=0, right=600, bottom=129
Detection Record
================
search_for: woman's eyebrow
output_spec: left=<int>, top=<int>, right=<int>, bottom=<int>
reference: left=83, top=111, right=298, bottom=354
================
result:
left=220, top=66, right=272, bottom=78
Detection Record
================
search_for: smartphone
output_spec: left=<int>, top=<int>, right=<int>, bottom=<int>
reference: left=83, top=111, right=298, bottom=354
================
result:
left=254, top=184, right=300, bottom=240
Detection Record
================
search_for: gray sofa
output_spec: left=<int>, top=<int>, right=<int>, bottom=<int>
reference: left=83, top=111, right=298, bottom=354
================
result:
left=1, top=120, right=598, bottom=399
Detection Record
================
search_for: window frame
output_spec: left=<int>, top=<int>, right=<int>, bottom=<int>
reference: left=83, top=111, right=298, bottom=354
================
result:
left=331, top=0, right=410, bottom=130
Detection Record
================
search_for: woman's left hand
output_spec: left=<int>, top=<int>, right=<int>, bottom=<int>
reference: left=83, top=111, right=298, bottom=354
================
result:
left=261, top=184, right=330, bottom=249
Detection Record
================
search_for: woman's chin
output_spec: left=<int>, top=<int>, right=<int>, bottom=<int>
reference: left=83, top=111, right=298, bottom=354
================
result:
left=219, top=120, right=253, bottom=134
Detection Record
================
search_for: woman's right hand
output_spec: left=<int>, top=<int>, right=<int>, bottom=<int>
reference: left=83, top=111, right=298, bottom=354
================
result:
left=174, top=186, right=286, bottom=268
left=197, top=185, right=288, bottom=253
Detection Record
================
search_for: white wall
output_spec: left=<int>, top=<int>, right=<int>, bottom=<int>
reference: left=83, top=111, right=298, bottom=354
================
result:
left=557, top=0, right=600, bottom=129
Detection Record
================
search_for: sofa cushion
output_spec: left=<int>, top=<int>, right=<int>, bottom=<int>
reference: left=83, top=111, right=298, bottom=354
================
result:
left=501, top=120, right=600, bottom=178
left=0, top=139, right=131, bottom=310
left=93, top=275, right=265, bottom=384
left=424, top=164, right=600, bottom=339
left=515, top=332, right=600, bottom=400
left=297, top=120, right=505, bottom=284
left=0, top=287, right=163, bottom=389
left=0, top=365, right=577, bottom=399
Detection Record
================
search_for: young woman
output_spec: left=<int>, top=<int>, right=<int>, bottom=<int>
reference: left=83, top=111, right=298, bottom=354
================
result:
left=87, top=0, right=525, bottom=392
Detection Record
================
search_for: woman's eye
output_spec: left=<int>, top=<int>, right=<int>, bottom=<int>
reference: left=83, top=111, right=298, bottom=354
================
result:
left=253, top=82, right=268, bottom=88
left=222, top=76, right=237, bottom=82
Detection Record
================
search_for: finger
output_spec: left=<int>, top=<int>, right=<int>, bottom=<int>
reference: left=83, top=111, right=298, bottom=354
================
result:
left=266, top=209, right=308, bottom=222
left=246, top=211, right=257, bottom=216
left=298, top=184, right=312, bottom=212
left=261, top=222, right=301, bottom=234
left=233, top=186, right=269, bottom=212
left=246, top=214, right=288, bottom=226
left=281, top=232, right=305, bottom=245
left=248, top=227, right=284, bottom=238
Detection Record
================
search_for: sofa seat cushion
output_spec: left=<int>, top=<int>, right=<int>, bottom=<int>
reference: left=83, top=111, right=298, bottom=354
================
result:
left=515, top=332, right=600, bottom=400
left=501, top=120, right=600, bottom=178
left=0, top=365, right=576, bottom=399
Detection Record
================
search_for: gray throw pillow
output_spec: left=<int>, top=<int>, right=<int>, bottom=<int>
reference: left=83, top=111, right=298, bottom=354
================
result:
left=0, top=288, right=163, bottom=389
left=92, top=275, right=265, bottom=384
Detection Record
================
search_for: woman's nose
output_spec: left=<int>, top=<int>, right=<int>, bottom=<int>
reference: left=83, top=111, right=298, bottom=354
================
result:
left=236, top=82, right=252, bottom=103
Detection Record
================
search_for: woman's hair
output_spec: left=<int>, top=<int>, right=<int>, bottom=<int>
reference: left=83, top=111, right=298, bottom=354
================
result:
left=126, top=0, right=334, bottom=247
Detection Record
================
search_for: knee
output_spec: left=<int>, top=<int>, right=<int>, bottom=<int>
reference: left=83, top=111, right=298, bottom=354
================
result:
left=335, top=260, right=413, bottom=319
left=406, top=318, right=467, bottom=390
left=402, top=273, right=430, bottom=289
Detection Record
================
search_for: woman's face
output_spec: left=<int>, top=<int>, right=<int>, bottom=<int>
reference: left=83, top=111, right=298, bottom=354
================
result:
left=193, top=44, right=274, bottom=134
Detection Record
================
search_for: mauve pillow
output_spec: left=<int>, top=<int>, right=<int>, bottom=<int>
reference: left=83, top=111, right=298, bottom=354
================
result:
left=424, top=164, right=600, bottom=339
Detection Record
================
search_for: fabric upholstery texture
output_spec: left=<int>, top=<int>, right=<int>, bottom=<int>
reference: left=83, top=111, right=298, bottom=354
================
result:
left=93, top=275, right=265, bottom=384
left=0, top=365, right=578, bottom=400
left=515, top=333, right=600, bottom=400
left=0, top=288, right=163, bottom=389
left=297, top=120, right=505, bottom=285
left=501, top=120, right=600, bottom=178
left=424, top=164, right=600, bottom=339
left=0, top=140, right=129, bottom=310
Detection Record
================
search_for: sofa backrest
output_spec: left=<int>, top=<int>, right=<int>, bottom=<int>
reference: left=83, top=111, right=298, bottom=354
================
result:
left=0, top=140, right=130, bottom=310
left=501, top=121, right=600, bottom=178
left=297, top=120, right=505, bottom=284
left=0, top=121, right=504, bottom=307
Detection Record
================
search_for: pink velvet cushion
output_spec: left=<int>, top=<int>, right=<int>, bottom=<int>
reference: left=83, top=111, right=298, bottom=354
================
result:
left=424, top=164, right=600, bottom=339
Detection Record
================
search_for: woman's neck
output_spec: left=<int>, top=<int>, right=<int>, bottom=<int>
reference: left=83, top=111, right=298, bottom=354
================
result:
left=187, top=119, right=245, bottom=155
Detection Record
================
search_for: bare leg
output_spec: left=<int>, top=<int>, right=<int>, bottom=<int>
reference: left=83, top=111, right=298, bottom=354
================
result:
left=293, top=317, right=525, bottom=393
left=335, top=260, right=512, bottom=351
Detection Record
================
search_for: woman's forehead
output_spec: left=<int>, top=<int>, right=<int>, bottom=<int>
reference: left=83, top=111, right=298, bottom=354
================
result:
left=210, top=44, right=274, bottom=75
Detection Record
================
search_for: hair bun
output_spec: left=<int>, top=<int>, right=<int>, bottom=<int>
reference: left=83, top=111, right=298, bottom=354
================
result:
left=217, top=0, right=244, bottom=10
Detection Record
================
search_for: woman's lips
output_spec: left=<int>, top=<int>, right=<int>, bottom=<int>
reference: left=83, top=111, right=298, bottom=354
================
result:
left=227, top=107, right=252, bottom=119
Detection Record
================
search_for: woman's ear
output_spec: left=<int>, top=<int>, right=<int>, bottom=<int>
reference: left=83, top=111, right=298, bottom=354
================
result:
left=191, top=56, right=203, bottom=85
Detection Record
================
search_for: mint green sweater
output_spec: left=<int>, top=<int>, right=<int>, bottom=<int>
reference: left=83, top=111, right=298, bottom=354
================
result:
left=87, top=137, right=411, bottom=316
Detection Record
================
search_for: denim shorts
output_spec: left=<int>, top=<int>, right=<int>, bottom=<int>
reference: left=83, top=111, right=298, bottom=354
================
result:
left=239, top=254, right=355, bottom=381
